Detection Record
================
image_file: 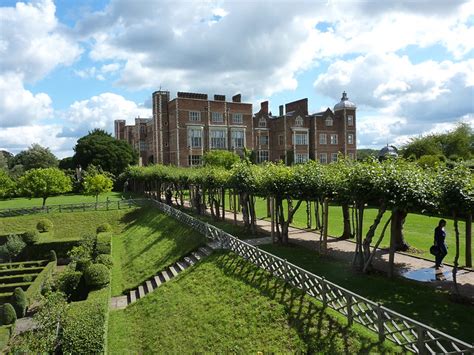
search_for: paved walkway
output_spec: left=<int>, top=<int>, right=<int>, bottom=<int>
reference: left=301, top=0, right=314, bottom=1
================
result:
left=182, top=201, right=474, bottom=299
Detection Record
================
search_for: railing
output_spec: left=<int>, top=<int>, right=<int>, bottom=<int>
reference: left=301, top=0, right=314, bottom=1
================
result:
left=0, top=199, right=143, bottom=218
left=145, top=196, right=472, bottom=355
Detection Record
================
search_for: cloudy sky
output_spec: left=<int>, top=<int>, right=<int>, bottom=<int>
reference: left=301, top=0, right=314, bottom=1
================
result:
left=0, top=0, right=473, bottom=158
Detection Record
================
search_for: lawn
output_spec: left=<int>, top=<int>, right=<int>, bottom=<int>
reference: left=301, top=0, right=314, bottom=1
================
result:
left=0, top=192, right=126, bottom=209
left=260, top=243, right=474, bottom=343
left=110, top=208, right=207, bottom=296
left=253, top=197, right=472, bottom=266
left=0, top=209, right=132, bottom=242
left=108, top=251, right=399, bottom=353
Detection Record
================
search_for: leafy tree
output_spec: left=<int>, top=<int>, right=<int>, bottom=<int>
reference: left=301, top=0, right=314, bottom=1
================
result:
left=0, top=153, right=7, bottom=171
left=0, top=235, right=26, bottom=263
left=9, top=144, right=58, bottom=171
left=203, top=150, right=240, bottom=169
left=73, top=129, right=138, bottom=176
left=356, top=149, right=378, bottom=161
left=59, top=157, right=75, bottom=170
left=19, top=168, right=72, bottom=207
left=0, top=169, right=15, bottom=198
left=83, top=172, right=113, bottom=202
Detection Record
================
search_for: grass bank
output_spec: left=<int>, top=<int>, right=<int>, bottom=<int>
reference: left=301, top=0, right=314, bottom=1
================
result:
left=260, top=243, right=474, bottom=343
left=110, top=208, right=206, bottom=296
left=108, top=251, right=399, bottom=353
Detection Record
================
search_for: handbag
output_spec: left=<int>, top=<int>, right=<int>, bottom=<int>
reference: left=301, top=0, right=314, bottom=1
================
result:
left=430, top=245, right=439, bottom=256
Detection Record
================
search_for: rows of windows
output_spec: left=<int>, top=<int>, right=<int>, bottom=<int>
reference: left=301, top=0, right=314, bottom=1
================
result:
left=257, top=150, right=269, bottom=163
left=188, top=128, right=245, bottom=149
left=318, top=133, right=354, bottom=145
left=190, top=111, right=245, bottom=124
left=257, top=135, right=269, bottom=146
left=295, top=153, right=309, bottom=164
left=294, top=132, right=308, bottom=145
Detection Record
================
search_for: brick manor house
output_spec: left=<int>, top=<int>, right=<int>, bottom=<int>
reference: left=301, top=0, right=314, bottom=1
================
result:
left=114, top=91, right=357, bottom=166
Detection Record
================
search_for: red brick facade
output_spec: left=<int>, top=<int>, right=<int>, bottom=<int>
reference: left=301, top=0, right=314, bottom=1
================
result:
left=115, top=91, right=356, bottom=166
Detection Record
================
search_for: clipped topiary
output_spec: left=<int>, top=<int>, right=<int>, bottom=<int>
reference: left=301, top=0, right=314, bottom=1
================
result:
left=84, top=264, right=110, bottom=290
left=95, top=254, right=113, bottom=269
left=96, top=223, right=112, bottom=234
left=57, top=269, right=82, bottom=298
left=0, top=303, right=17, bottom=325
left=49, top=249, right=57, bottom=262
left=36, top=219, right=53, bottom=233
left=21, top=230, right=40, bottom=245
left=11, top=287, right=27, bottom=318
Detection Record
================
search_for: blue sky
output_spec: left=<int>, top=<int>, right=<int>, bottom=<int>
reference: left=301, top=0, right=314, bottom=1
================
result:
left=0, top=0, right=473, bottom=158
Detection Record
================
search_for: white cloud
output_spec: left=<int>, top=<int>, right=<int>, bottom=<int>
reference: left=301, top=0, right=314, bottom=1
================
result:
left=59, top=92, right=151, bottom=138
left=0, top=73, right=53, bottom=127
left=0, top=0, right=82, bottom=83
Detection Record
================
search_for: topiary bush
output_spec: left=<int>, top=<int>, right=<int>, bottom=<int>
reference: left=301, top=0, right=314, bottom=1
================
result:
left=96, top=223, right=112, bottom=234
left=49, top=249, right=57, bottom=262
left=95, top=254, right=113, bottom=269
left=36, top=219, right=53, bottom=233
left=57, top=269, right=83, bottom=299
left=21, top=230, right=40, bottom=245
left=0, top=303, right=17, bottom=325
left=84, top=264, right=110, bottom=290
left=11, top=287, right=27, bottom=318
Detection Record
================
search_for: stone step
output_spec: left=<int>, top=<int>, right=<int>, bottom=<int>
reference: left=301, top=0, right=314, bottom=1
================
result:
left=168, top=265, right=179, bottom=277
left=153, top=275, right=162, bottom=288
left=175, top=260, right=188, bottom=271
left=138, top=285, right=146, bottom=299
left=161, top=270, right=171, bottom=282
left=184, top=256, right=196, bottom=265
left=145, top=280, right=154, bottom=293
left=199, top=246, right=212, bottom=256
left=207, top=241, right=220, bottom=250
left=129, top=290, right=136, bottom=304
left=191, top=251, right=202, bottom=261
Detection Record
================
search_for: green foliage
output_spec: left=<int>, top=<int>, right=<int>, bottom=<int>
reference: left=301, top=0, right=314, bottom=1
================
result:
left=417, top=154, right=445, bottom=169
left=56, top=269, right=82, bottom=298
left=68, top=244, right=93, bottom=272
left=203, top=150, right=240, bottom=169
left=62, top=288, right=109, bottom=354
left=21, top=230, right=40, bottom=245
left=73, top=129, right=138, bottom=176
left=0, top=170, right=15, bottom=199
left=19, top=168, right=72, bottom=206
left=96, top=222, right=112, bottom=233
left=95, top=254, right=113, bottom=269
left=0, top=235, right=26, bottom=263
left=49, top=250, right=57, bottom=262
left=25, top=261, right=56, bottom=304
left=437, top=165, right=474, bottom=217
left=58, top=157, right=75, bottom=171
left=84, top=264, right=110, bottom=289
left=36, top=218, right=53, bottom=232
left=0, top=303, right=16, bottom=325
left=356, top=149, right=378, bottom=161
left=83, top=172, right=114, bottom=202
left=10, top=287, right=27, bottom=318
left=9, top=144, right=58, bottom=171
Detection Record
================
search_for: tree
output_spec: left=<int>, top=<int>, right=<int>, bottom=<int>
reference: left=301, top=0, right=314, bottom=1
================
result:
left=19, top=168, right=72, bottom=207
left=83, top=172, right=113, bottom=202
left=0, top=169, right=15, bottom=199
left=9, top=144, right=58, bottom=171
left=0, top=235, right=26, bottom=263
left=203, top=150, right=240, bottom=169
left=73, top=129, right=138, bottom=176
left=58, top=157, right=75, bottom=171
left=0, top=150, right=13, bottom=170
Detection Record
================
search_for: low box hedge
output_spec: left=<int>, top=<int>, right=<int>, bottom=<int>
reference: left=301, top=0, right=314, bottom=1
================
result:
left=0, top=273, right=40, bottom=284
left=0, top=282, right=32, bottom=293
left=0, top=260, right=48, bottom=269
left=0, top=293, right=13, bottom=304
left=62, top=287, right=109, bottom=354
left=96, top=233, right=112, bottom=255
left=0, top=267, right=44, bottom=277
left=25, top=261, right=56, bottom=304
left=0, top=325, right=12, bottom=351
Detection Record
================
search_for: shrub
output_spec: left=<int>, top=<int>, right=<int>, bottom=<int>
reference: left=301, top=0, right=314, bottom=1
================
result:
left=11, top=288, right=27, bottom=318
left=95, top=254, right=113, bottom=269
left=0, top=303, right=17, bottom=325
left=84, top=264, right=110, bottom=290
left=96, top=223, right=112, bottom=233
left=96, top=232, right=111, bottom=255
left=21, top=230, right=40, bottom=245
left=0, top=235, right=26, bottom=263
left=36, top=219, right=53, bottom=233
left=57, top=269, right=82, bottom=298
left=62, top=289, right=108, bottom=354
left=49, top=250, right=57, bottom=262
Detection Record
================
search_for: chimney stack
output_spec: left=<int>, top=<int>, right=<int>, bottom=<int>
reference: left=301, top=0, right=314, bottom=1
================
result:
left=279, top=105, right=284, bottom=116
left=260, top=101, right=269, bottom=114
left=232, top=94, right=241, bottom=102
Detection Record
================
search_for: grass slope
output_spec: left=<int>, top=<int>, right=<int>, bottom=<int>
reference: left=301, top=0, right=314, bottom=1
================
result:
left=0, top=192, right=125, bottom=209
left=111, top=208, right=206, bottom=296
left=0, top=209, right=132, bottom=242
left=253, top=198, right=471, bottom=265
left=108, top=251, right=398, bottom=353
left=261, top=243, right=474, bottom=343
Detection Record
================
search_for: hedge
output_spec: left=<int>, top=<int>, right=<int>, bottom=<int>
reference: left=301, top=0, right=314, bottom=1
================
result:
left=62, top=287, right=109, bottom=354
left=0, top=260, right=48, bottom=269
left=96, top=233, right=111, bottom=255
left=0, top=282, right=32, bottom=293
left=0, top=267, right=44, bottom=277
left=25, top=261, right=56, bottom=304
left=0, top=325, right=12, bottom=352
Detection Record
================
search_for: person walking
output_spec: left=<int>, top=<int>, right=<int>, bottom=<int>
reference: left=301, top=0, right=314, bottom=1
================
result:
left=434, top=219, right=448, bottom=269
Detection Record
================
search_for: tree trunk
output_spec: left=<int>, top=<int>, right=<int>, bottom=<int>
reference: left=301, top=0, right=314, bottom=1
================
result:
left=466, top=214, right=472, bottom=267
left=363, top=217, right=391, bottom=273
left=266, top=197, right=271, bottom=218
left=340, top=203, right=352, bottom=239
left=362, top=205, right=387, bottom=262
left=391, top=209, right=409, bottom=251
left=314, top=200, right=321, bottom=230
left=352, top=205, right=364, bottom=269
left=322, top=198, right=329, bottom=253
left=42, top=197, right=47, bottom=207
left=388, top=209, right=399, bottom=278
left=306, top=201, right=312, bottom=229
left=453, top=214, right=460, bottom=294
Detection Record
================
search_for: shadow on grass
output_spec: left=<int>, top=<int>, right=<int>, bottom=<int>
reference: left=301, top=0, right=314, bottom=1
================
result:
left=213, top=251, right=394, bottom=354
